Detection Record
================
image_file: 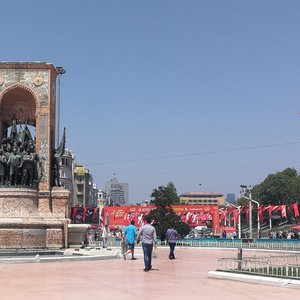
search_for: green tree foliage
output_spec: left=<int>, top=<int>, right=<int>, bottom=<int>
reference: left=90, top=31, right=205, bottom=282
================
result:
left=148, top=182, right=190, bottom=240
left=174, top=222, right=191, bottom=239
left=251, top=168, right=300, bottom=206
left=150, top=182, right=180, bottom=207
left=148, top=206, right=179, bottom=240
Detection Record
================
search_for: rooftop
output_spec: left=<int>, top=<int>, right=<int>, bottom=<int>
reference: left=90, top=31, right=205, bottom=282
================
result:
left=181, top=192, right=224, bottom=196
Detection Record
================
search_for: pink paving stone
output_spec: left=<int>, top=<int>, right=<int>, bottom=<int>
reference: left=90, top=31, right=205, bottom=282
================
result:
left=0, top=248, right=298, bottom=300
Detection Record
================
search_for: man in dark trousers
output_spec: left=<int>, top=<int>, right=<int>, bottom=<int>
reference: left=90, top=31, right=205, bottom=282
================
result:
left=137, top=216, right=157, bottom=272
left=165, top=224, right=178, bottom=259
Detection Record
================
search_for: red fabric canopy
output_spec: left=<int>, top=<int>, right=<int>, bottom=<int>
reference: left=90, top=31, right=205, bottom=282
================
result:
left=290, top=225, right=300, bottom=231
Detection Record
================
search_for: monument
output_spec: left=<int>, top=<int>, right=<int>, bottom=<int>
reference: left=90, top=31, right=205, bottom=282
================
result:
left=0, top=62, right=70, bottom=249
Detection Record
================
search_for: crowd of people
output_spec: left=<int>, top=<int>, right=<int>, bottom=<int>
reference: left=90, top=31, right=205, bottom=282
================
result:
left=268, top=230, right=299, bottom=239
left=86, top=216, right=178, bottom=272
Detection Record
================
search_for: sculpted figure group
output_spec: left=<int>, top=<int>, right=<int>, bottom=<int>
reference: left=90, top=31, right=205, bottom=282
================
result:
left=0, top=117, right=66, bottom=188
left=0, top=118, right=37, bottom=187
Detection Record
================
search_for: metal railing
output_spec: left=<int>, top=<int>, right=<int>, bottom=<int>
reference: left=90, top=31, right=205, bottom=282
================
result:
left=169, top=239, right=300, bottom=251
left=217, top=254, right=300, bottom=279
left=85, top=237, right=300, bottom=252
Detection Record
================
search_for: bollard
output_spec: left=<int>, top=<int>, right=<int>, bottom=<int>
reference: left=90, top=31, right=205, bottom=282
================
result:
left=237, top=248, right=243, bottom=271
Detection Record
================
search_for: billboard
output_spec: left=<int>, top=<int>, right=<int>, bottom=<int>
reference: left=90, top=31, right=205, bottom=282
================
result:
left=70, top=205, right=220, bottom=234
left=102, top=205, right=220, bottom=232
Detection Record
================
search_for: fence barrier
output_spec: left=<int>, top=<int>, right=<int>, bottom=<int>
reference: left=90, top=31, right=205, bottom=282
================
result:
left=86, top=237, right=300, bottom=252
left=217, top=255, right=300, bottom=279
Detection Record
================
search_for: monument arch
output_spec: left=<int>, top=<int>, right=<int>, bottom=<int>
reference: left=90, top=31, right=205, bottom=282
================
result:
left=0, top=62, right=70, bottom=249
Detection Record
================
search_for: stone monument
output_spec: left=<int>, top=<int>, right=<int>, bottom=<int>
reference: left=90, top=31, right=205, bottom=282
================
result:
left=0, top=62, right=70, bottom=249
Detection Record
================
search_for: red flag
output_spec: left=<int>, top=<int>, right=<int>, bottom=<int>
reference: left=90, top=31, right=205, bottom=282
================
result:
left=281, top=205, right=287, bottom=218
left=72, top=207, right=78, bottom=219
left=221, top=210, right=228, bottom=221
left=290, top=203, right=299, bottom=218
left=93, top=208, right=99, bottom=222
left=268, top=206, right=272, bottom=220
left=269, top=205, right=281, bottom=220
left=233, top=210, right=239, bottom=224
left=257, top=207, right=263, bottom=224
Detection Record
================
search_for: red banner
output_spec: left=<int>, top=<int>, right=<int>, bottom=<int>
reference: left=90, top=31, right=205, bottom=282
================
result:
left=101, top=205, right=219, bottom=232
left=290, top=203, right=299, bottom=218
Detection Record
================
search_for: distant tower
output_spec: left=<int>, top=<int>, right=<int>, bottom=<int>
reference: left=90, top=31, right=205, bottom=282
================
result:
left=105, top=176, right=128, bottom=206
left=226, top=193, right=236, bottom=204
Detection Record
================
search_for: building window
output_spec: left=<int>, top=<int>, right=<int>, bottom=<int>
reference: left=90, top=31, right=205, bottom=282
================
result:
left=77, top=195, right=83, bottom=205
left=61, top=158, right=70, bottom=166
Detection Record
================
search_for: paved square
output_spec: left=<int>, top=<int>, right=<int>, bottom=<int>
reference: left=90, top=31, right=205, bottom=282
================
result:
left=0, top=248, right=298, bottom=299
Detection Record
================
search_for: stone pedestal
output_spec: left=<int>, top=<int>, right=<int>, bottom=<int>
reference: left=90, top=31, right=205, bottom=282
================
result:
left=68, top=224, right=90, bottom=247
left=0, top=187, right=70, bottom=249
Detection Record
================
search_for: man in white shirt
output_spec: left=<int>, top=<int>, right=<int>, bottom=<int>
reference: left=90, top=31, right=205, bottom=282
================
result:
left=101, top=224, right=110, bottom=248
left=137, top=216, right=157, bottom=272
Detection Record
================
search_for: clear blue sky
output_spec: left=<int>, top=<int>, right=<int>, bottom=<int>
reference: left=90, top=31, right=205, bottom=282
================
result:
left=2, top=1, right=300, bottom=203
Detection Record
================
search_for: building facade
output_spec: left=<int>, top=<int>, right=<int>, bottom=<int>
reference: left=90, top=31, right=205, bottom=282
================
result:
left=180, top=192, right=226, bottom=206
left=73, top=165, right=94, bottom=207
left=97, top=189, right=108, bottom=207
left=105, top=177, right=129, bottom=206
left=59, top=149, right=75, bottom=206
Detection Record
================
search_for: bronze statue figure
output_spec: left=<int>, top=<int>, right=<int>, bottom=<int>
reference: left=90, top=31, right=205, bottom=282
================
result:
left=0, top=117, right=38, bottom=187
left=21, top=148, right=37, bottom=186
left=52, top=127, right=66, bottom=187
left=7, top=147, right=22, bottom=186
left=0, top=117, right=66, bottom=188
left=0, top=149, right=7, bottom=185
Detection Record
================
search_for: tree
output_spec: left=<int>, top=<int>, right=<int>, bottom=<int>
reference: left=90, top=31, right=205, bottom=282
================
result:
left=251, top=168, right=300, bottom=206
left=150, top=181, right=180, bottom=207
left=148, top=206, right=180, bottom=240
left=174, top=222, right=191, bottom=239
left=148, top=182, right=190, bottom=240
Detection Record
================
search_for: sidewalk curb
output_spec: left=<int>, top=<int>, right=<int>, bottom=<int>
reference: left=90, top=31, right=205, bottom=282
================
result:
left=207, top=270, right=300, bottom=289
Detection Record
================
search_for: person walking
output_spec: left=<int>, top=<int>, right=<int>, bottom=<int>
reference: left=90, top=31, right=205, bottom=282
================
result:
left=101, top=224, right=110, bottom=248
left=137, top=216, right=157, bottom=272
left=123, top=220, right=137, bottom=260
left=165, top=224, right=178, bottom=260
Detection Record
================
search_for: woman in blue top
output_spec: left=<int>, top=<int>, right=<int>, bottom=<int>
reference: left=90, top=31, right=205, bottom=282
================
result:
left=123, top=220, right=137, bottom=260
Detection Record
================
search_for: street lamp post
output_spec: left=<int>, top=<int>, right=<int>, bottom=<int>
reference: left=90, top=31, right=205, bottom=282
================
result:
left=230, top=204, right=241, bottom=239
left=56, top=66, right=66, bottom=148
left=242, top=196, right=260, bottom=239
left=249, top=190, right=253, bottom=239
left=240, top=185, right=252, bottom=238
left=240, top=185, right=260, bottom=239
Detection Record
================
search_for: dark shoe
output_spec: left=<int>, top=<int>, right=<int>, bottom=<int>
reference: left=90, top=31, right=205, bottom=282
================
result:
left=148, top=265, right=152, bottom=270
left=131, top=258, right=137, bottom=260
left=143, top=268, right=149, bottom=272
